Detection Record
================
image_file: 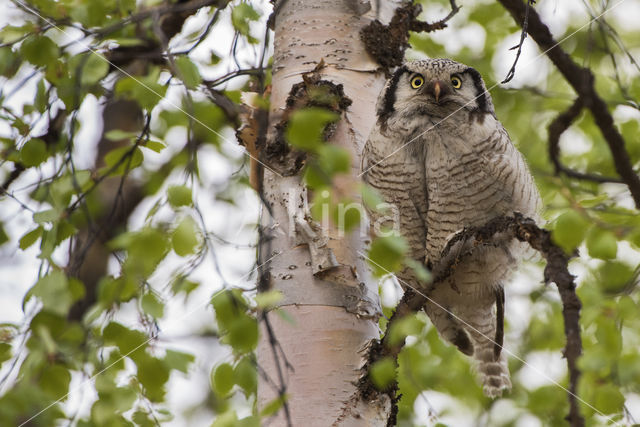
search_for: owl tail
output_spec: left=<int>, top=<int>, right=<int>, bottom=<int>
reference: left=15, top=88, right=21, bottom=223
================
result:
left=469, top=288, right=511, bottom=398
left=425, top=288, right=511, bottom=398
left=473, top=338, right=512, bottom=398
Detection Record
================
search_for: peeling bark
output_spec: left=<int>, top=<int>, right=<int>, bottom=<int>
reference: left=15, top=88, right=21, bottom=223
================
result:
left=257, top=0, right=400, bottom=424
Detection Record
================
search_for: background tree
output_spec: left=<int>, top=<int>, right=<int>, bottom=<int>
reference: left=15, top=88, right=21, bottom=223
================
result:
left=0, top=0, right=639, bottom=426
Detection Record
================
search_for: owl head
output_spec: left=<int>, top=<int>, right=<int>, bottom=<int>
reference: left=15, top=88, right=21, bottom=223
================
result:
left=376, top=59, right=495, bottom=128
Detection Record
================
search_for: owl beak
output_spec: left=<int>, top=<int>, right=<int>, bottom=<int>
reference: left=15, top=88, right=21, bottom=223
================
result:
left=433, top=81, right=441, bottom=103
left=427, top=80, right=448, bottom=103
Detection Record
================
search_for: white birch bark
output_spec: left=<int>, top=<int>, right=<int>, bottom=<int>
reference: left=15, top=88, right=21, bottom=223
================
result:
left=257, top=0, right=400, bottom=425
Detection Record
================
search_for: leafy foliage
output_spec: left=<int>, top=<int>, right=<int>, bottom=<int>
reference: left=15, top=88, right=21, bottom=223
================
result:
left=0, top=0, right=638, bottom=425
left=0, top=0, right=260, bottom=424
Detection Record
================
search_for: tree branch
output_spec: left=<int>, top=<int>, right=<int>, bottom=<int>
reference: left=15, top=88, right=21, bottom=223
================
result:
left=360, top=1, right=460, bottom=72
left=548, top=98, right=623, bottom=184
left=94, top=0, right=225, bottom=38
left=408, top=0, right=460, bottom=33
left=497, top=0, right=640, bottom=208
left=369, top=213, right=585, bottom=426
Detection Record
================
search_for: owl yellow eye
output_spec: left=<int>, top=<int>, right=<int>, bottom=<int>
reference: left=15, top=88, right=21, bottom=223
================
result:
left=410, top=75, right=424, bottom=89
left=451, top=75, right=462, bottom=89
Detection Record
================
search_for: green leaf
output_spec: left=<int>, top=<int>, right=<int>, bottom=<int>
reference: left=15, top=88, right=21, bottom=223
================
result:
left=0, top=46, right=21, bottom=77
left=595, top=317, right=622, bottom=356
left=593, top=383, right=625, bottom=414
left=585, top=227, right=617, bottom=260
left=143, top=139, right=166, bottom=153
left=35, top=79, right=48, bottom=113
left=104, top=129, right=137, bottom=141
left=109, top=387, right=138, bottom=413
left=0, top=342, right=13, bottom=365
left=360, top=183, right=384, bottom=210
left=171, top=216, right=201, bottom=256
left=370, top=357, right=396, bottom=389
left=39, top=364, right=71, bottom=400
left=115, top=67, right=167, bottom=110
left=174, top=56, right=201, bottom=89
left=19, top=226, right=43, bottom=250
left=164, top=349, right=194, bottom=374
left=317, top=145, right=350, bottom=177
left=596, top=261, right=635, bottom=294
left=285, top=108, right=338, bottom=151
left=387, top=314, right=426, bottom=347
left=56, top=220, right=77, bottom=243
left=33, top=209, right=59, bottom=224
left=367, top=235, right=408, bottom=277
left=103, top=322, right=147, bottom=357
left=405, top=258, right=431, bottom=283
left=552, top=210, right=589, bottom=254
left=0, top=24, right=33, bottom=44
left=212, top=411, right=240, bottom=427
left=303, top=163, right=330, bottom=189
left=49, top=171, right=92, bottom=209
left=0, top=223, right=9, bottom=245
left=98, top=276, right=137, bottom=305
left=212, top=291, right=234, bottom=327
left=39, top=226, right=58, bottom=260
left=120, top=228, right=169, bottom=278
left=213, top=363, right=234, bottom=396
left=132, top=410, right=155, bottom=427
left=231, top=3, right=260, bottom=36
left=21, top=35, right=58, bottom=67
left=91, top=391, right=135, bottom=424
left=102, top=146, right=144, bottom=176
left=80, top=52, right=109, bottom=86
left=20, top=138, right=48, bottom=167
left=141, top=293, right=164, bottom=318
left=255, top=290, right=283, bottom=309
left=237, top=416, right=260, bottom=427
left=234, top=356, right=257, bottom=396
left=0, top=225, right=8, bottom=245
left=618, top=353, right=640, bottom=387
left=171, top=276, right=199, bottom=296
left=192, top=101, right=226, bottom=143
left=228, top=315, right=258, bottom=354
left=260, top=395, right=287, bottom=417
left=167, top=185, right=192, bottom=208
left=338, top=196, right=362, bottom=232
left=136, top=353, right=170, bottom=402
left=30, top=270, right=74, bottom=316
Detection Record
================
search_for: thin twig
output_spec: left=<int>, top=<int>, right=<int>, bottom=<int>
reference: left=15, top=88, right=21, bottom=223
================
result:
left=203, top=68, right=266, bottom=88
left=186, top=8, right=222, bottom=54
left=502, top=0, right=535, bottom=83
left=260, top=312, right=293, bottom=427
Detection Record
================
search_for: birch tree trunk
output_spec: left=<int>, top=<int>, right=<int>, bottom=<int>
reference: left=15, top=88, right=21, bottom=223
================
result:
left=257, top=0, right=399, bottom=424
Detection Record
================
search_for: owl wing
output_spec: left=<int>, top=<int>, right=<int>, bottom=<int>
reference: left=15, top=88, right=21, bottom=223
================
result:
left=481, top=126, right=541, bottom=218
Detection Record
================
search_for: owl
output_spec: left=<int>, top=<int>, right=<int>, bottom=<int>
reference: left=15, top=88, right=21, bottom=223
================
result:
left=362, top=59, right=541, bottom=397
